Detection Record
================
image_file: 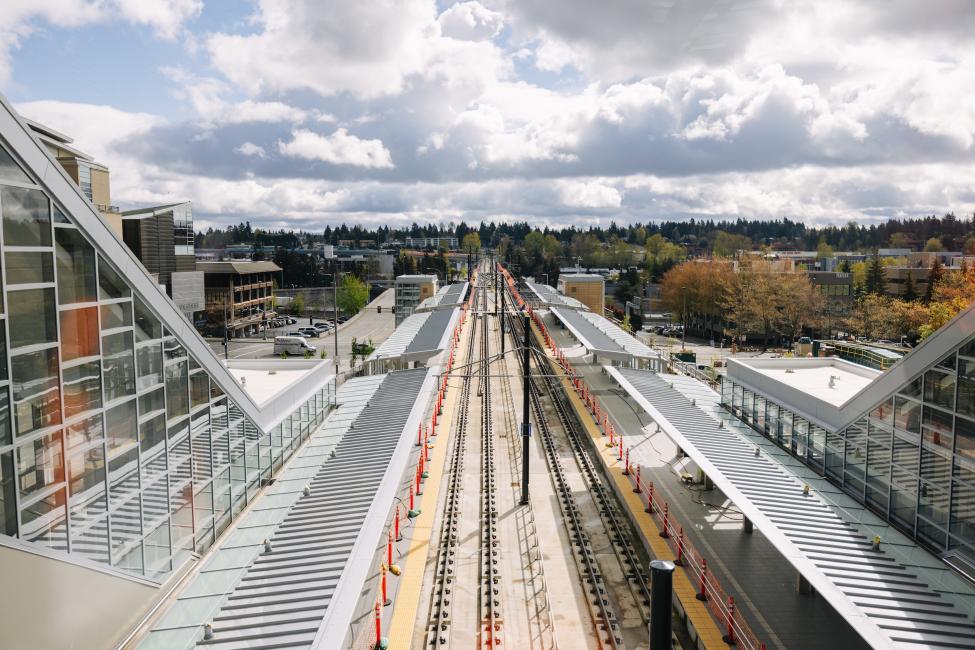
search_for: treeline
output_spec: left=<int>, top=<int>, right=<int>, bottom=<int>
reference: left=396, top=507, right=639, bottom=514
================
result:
left=197, top=213, right=975, bottom=252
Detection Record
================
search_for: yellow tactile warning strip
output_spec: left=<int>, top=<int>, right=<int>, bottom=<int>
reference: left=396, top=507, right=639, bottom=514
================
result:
left=532, top=322, right=727, bottom=650
left=387, top=320, right=471, bottom=649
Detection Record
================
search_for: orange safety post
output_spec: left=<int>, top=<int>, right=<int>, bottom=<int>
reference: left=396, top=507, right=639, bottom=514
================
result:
left=646, top=481, right=654, bottom=513
left=387, top=529, right=393, bottom=567
left=659, top=502, right=670, bottom=538
left=381, top=563, right=391, bottom=606
left=395, top=505, right=402, bottom=541
left=417, top=424, right=423, bottom=447
left=618, top=436, right=624, bottom=461
left=696, top=559, right=709, bottom=601
left=624, top=448, right=631, bottom=475
left=724, top=597, right=736, bottom=645
left=633, top=465, right=642, bottom=493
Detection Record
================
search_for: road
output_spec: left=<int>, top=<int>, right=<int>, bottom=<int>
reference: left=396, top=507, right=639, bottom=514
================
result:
left=207, top=289, right=396, bottom=373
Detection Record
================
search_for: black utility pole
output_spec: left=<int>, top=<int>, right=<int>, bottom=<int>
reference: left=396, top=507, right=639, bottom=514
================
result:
left=520, top=313, right=531, bottom=505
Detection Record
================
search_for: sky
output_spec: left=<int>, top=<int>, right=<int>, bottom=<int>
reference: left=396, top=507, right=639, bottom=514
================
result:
left=2, top=0, right=975, bottom=232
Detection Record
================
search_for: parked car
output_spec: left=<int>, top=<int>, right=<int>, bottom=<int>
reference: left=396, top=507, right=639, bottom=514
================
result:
left=296, top=327, right=319, bottom=338
left=274, top=336, right=316, bottom=356
left=313, top=323, right=332, bottom=333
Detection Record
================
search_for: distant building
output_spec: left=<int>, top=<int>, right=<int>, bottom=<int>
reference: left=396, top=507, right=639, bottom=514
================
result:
left=199, top=260, right=282, bottom=336
left=395, top=274, right=438, bottom=325
left=558, top=274, right=605, bottom=315
left=405, top=236, right=457, bottom=250
left=25, top=118, right=122, bottom=235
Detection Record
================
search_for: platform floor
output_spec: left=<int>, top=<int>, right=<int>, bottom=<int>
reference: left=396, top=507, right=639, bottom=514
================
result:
left=545, top=318, right=871, bottom=650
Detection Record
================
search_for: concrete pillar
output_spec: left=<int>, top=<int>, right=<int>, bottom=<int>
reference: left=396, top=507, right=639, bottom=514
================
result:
left=649, top=560, right=675, bottom=649
left=743, top=516, right=753, bottom=534
left=796, top=572, right=812, bottom=595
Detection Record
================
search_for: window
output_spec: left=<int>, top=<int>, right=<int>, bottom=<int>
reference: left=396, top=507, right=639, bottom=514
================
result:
left=20, top=488, right=66, bottom=551
left=102, top=331, right=135, bottom=403
left=62, top=361, right=101, bottom=419
left=959, top=358, right=975, bottom=418
left=2, top=186, right=50, bottom=247
left=134, top=297, right=161, bottom=342
left=16, top=429, right=64, bottom=497
left=66, top=415, right=103, bottom=453
left=11, top=348, right=61, bottom=437
left=0, top=147, right=31, bottom=184
left=921, top=405, right=953, bottom=450
left=165, top=361, right=188, bottom=421
left=105, top=399, right=137, bottom=455
left=60, top=307, right=99, bottom=362
left=100, top=302, right=132, bottom=330
left=140, top=413, right=166, bottom=454
left=98, top=257, right=130, bottom=300
left=924, top=368, right=956, bottom=410
left=77, top=163, right=92, bottom=201
left=190, top=372, right=208, bottom=410
left=136, top=342, right=163, bottom=391
left=894, top=396, right=921, bottom=434
left=138, top=387, right=165, bottom=420
left=8, top=287, right=57, bottom=348
left=5, top=251, right=53, bottom=285
left=0, top=452, right=17, bottom=536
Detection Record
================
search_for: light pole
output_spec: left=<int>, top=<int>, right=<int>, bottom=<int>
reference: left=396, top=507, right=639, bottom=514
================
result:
left=681, top=285, right=687, bottom=351
left=333, top=271, right=340, bottom=369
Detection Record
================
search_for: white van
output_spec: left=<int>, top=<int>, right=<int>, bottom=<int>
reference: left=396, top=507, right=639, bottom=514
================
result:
left=274, top=336, right=316, bottom=356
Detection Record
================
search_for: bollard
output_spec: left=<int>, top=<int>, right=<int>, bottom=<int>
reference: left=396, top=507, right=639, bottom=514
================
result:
left=696, top=559, right=709, bottom=601
left=659, top=503, right=670, bottom=538
left=633, top=465, right=642, bottom=493
left=417, top=424, right=423, bottom=447
left=646, top=482, right=654, bottom=513
left=649, top=560, right=676, bottom=649
left=723, top=597, right=736, bottom=645
left=618, top=436, right=624, bottom=461
left=373, top=600, right=387, bottom=649
left=624, top=448, right=631, bottom=475
left=387, top=529, right=393, bottom=567
left=675, top=528, right=685, bottom=566
left=395, top=505, right=402, bottom=541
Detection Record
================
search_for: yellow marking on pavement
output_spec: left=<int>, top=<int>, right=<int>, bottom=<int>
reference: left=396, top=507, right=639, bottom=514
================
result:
left=387, top=320, right=470, bottom=649
left=532, top=323, right=727, bottom=649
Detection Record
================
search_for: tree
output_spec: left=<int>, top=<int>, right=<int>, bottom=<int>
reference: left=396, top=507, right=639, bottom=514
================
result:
left=816, top=239, right=834, bottom=259
left=462, top=232, right=481, bottom=254
left=924, top=237, right=945, bottom=252
left=337, top=275, right=369, bottom=315
left=903, top=271, right=917, bottom=301
left=889, top=232, right=912, bottom=249
left=924, top=258, right=944, bottom=303
left=291, top=293, right=304, bottom=316
left=837, top=259, right=852, bottom=273
left=713, top=231, right=753, bottom=258
left=964, top=235, right=975, bottom=255
left=777, top=272, right=823, bottom=345
left=865, top=254, right=887, bottom=295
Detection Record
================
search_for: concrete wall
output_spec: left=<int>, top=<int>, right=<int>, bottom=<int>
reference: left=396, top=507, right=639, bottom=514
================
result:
left=560, top=279, right=605, bottom=314
left=90, top=167, right=111, bottom=207
left=0, top=543, right=159, bottom=650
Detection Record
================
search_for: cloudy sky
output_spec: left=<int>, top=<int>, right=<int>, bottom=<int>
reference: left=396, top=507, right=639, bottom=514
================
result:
left=3, top=0, right=975, bottom=231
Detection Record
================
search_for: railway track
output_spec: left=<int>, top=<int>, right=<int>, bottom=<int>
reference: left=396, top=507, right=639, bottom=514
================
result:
left=503, top=284, right=652, bottom=650
left=480, top=282, right=503, bottom=646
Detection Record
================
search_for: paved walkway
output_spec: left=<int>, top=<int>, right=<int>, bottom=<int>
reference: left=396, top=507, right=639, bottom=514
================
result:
left=544, top=315, right=870, bottom=650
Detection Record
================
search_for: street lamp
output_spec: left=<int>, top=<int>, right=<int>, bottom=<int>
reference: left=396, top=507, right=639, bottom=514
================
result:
left=681, top=285, right=688, bottom=351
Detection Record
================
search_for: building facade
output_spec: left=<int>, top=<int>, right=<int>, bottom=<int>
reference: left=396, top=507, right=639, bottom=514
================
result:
left=395, top=274, right=437, bottom=325
left=720, top=318, right=975, bottom=567
left=558, top=273, right=605, bottom=315
left=404, top=236, right=457, bottom=250
left=199, top=261, right=281, bottom=337
left=0, top=95, right=337, bottom=631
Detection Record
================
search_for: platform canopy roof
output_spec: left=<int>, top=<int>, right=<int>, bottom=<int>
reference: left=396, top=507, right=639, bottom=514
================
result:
left=552, top=306, right=658, bottom=363
left=609, top=366, right=975, bottom=650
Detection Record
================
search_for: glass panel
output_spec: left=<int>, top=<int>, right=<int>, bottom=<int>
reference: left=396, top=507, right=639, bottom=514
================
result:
left=958, top=416, right=975, bottom=464
left=165, top=361, right=188, bottom=421
left=55, top=227, right=97, bottom=305
left=140, top=413, right=166, bottom=455
left=163, top=338, right=186, bottom=362
left=0, top=389, right=10, bottom=447
left=5, top=251, right=53, bottom=285
left=951, top=463, right=974, bottom=549
left=922, top=405, right=953, bottom=450
left=107, top=446, right=141, bottom=565
left=67, top=445, right=106, bottom=515
left=102, top=331, right=135, bottom=403
left=2, top=186, right=50, bottom=247
left=66, top=414, right=103, bottom=453
left=60, top=307, right=99, bottom=361
left=894, top=396, right=921, bottom=434
left=11, top=348, right=61, bottom=437
left=53, top=205, right=69, bottom=224
left=871, top=398, right=894, bottom=424
left=20, top=487, right=67, bottom=551
left=100, top=302, right=132, bottom=330
left=98, top=257, right=130, bottom=300
left=16, top=429, right=64, bottom=498
left=190, top=372, right=208, bottom=409
left=959, top=359, right=975, bottom=418
left=924, top=369, right=956, bottom=411
left=0, top=146, right=31, bottom=183
left=0, top=452, right=17, bottom=536
left=136, top=342, right=163, bottom=392
left=62, top=360, right=101, bottom=419
left=134, top=297, right=161, bottom=342
left=105, top=399, right=137, bottom=457
left=139, top=386, right=165, bottom=420
left=8, top=287, right=57, bottom=348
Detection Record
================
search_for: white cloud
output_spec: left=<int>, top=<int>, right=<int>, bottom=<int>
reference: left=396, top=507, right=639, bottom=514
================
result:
left=438, top=2, right=503, bottom=41
left=235, top=142, right=266, bottom=157
left=557, top=180, right=622, bottom=209
left=277, top=128, right=394, bottom=168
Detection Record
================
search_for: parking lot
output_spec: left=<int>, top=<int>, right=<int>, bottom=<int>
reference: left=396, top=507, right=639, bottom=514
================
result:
left=207, top=289, right=396, bottom=372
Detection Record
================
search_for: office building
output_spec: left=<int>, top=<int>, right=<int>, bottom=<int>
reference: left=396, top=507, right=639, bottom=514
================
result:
left=198, top=260, right=281, bottom=337
left=404, top=236, right=457, bottom=250
left=558, top=273, right=605, bottom=315
left=394, top=274, right=437, bottom=325
left=0, top=95, right=337, bottom=648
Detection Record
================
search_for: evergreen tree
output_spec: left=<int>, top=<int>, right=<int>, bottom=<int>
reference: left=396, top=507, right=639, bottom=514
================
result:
left=903, top=271, right=917, bottom=301
left=924, top=258, right=944, bottom=303
left=865, top=254, right=886, bottom=295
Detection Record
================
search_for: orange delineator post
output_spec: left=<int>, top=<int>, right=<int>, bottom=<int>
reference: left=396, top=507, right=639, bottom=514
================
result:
left=660, top=502, right=670, bottom=538
left=381, top=563, right=390, bottom=606
left=374, top=601, right=382, bottom=647
left=697, top=559, right=709, bottom=601
left=394, top=505, right=402, bottom=541
left=725, top=597, right=736, bottom=644
left=634, top=465, right=642, bottom=493
left=387, top=529, right=393, bottom=566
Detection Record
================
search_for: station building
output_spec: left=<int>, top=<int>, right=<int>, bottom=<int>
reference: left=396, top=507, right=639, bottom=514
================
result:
left=394, top=274, right=437, bottom=325
left=0, top=95, right=341, bottom=647
left=557, top=273, right=605, bottom=314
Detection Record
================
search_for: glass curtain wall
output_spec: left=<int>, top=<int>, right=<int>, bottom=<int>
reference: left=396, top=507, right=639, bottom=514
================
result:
left=720, top=338, right=975, bottom=563
left=0, top=141, right=335, bottom=581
